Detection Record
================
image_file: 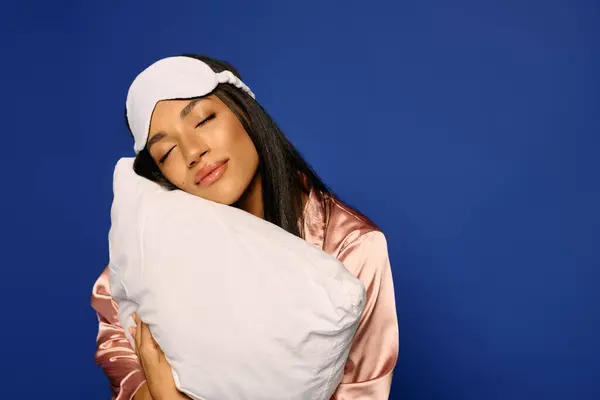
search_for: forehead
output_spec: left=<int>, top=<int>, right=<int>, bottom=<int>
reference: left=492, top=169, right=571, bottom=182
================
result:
left=150, top=96, right=218, bottom=128
left=154, top=96, right=213, bottom=114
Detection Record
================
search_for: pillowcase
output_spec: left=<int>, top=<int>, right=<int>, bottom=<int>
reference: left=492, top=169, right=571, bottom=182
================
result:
left=108, top=158, right=366, bottom=400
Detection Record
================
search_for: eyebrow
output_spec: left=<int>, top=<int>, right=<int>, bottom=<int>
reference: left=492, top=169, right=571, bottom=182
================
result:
left=180, top=98, right=205, bottom=120
left=147, top=131, right=167, bottom=151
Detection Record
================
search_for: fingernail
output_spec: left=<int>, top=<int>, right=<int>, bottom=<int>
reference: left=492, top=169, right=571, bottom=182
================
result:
left=129, top=327, right=136, bottom=336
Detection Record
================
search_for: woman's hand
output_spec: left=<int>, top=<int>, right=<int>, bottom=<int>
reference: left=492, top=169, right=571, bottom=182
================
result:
left=131, top=313, right=190, bottom=400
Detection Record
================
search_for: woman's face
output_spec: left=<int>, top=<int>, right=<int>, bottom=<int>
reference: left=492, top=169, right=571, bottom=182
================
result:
left=146, top=95, right=259, bottom=205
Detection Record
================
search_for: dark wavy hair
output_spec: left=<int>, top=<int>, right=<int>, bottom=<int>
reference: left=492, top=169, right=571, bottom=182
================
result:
left=127, top=54, right=331, bottom=238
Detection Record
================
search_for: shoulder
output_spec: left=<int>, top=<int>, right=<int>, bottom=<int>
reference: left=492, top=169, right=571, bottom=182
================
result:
left=322, top=194, right=388, bottom=261
left=325, top=194, right=383, bottom=241
left=320, top=195, right=391, bottom=290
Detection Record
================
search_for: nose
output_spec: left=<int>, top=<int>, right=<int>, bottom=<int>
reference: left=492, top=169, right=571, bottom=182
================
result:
left=180, top=134, right=209, bottom=168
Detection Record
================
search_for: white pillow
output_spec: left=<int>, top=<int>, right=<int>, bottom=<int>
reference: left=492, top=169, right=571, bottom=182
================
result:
left=108, top=158, right=366, bottom=400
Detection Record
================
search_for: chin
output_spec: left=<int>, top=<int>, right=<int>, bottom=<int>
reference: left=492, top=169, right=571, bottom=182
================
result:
left=200, top=180, right=246, bottom=205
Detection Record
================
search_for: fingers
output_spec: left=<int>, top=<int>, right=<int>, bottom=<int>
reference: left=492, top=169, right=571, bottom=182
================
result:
left=139, top=318, right=157, bottom=353
left=129, top=313, right=143, bottom=353
left=130, top=313, right=162, bottom=364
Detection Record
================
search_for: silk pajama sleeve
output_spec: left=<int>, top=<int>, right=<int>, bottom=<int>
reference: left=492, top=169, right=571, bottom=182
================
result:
left=332, top=231, right=399, bottom=400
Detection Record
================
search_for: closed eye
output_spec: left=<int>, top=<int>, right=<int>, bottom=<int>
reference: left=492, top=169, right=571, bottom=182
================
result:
left=195, top=113, right=216, bottom=128
left=159, top=145, right=176, bottom=164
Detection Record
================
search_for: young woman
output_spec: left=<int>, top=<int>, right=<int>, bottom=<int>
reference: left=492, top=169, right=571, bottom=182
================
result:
left=91, top=54, right=398, bottom=400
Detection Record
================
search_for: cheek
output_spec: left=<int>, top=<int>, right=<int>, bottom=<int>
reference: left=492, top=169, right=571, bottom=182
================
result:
left=217, top=122, right=249, bottom=147
left=233, top=136, right=259, bottom=179
left=234, top=134, right=258, bottom=163
left=160, top=160, right=188, bottom=188
left=215, top=123, right=258, bottom=167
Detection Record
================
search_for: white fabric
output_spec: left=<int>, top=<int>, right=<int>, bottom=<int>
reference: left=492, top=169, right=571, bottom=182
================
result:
left=126, top=56, right=255, bottom=154
left=108, top=158, right=366, bottom=400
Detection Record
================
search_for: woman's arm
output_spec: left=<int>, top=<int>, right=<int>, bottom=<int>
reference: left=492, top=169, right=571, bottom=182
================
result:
left=332, top=231, right=399, bottom=399
left=91, top=267, right=147, bottom=400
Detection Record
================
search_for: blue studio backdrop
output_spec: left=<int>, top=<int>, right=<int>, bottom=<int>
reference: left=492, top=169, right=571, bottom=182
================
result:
left=2, top=1, right=599, bottom=399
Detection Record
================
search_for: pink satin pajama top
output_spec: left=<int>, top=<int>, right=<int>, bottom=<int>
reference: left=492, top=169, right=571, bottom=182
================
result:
left=91, top=189, right=399, bottom=399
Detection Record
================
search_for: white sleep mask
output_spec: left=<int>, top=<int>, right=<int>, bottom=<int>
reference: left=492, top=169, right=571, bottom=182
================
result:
left=126, top=56, right=255, bottom=153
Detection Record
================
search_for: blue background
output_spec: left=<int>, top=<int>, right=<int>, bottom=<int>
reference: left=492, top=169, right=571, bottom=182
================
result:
left=2, top=1, right=599, bottom=399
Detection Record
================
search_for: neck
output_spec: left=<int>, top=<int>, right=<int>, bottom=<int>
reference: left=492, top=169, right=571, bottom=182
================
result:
left=236, top=172, right=264, bottom=219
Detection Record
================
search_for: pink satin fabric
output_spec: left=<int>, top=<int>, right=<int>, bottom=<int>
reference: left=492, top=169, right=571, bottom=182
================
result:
left=91, top=189, right=399, bottom=399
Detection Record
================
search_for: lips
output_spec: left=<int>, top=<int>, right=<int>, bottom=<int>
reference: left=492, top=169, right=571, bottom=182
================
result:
left=194, top=160, right=229, bottom=187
